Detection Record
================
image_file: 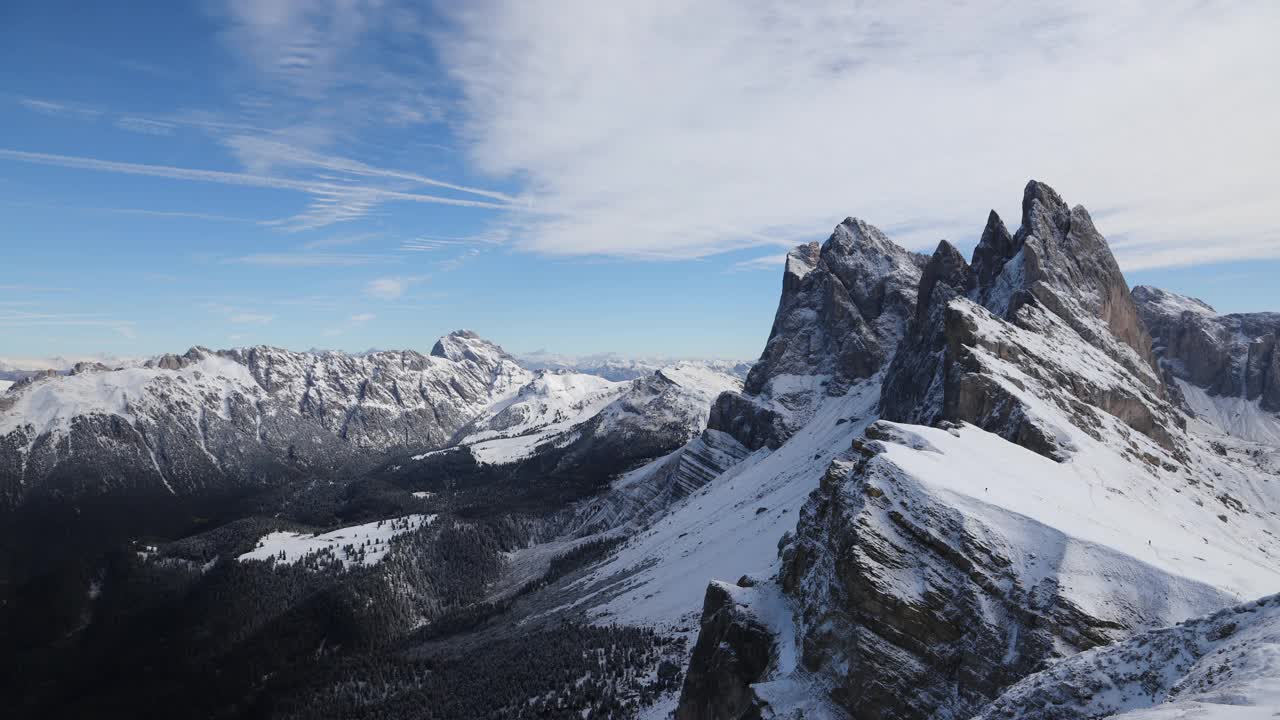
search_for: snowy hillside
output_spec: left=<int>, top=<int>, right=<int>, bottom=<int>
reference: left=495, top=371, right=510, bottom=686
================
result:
left=449, top=362, right=742, bottom=467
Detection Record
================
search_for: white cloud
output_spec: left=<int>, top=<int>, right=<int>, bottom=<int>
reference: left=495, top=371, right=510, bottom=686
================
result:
left=365, top=276, right=428, bottom=299
left=365, top=277, right=406, bottom=299
left=729, top=254, right=787, bottom=273
left=438, top=1, right=1280, bottom=268
left=350, top=312, right=376, bottom=323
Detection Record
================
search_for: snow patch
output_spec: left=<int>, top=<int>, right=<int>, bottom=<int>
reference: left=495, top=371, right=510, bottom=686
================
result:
left=238, top=514, right=435, bottom=570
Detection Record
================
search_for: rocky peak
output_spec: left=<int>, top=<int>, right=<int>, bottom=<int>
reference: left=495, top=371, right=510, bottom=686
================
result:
left=879, top=180, right=1180, bottom=458
left=1006, top=180, right=1159, bottom=379
left=711, top=217, right=923, bottom=451
left=914, top=239, right=972, bottom=323
left=742, top=217, right=924, bottom=398
left=430, top=329, right=513, bottom=369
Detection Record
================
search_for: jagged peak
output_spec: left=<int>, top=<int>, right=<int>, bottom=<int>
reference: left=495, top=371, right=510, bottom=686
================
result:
left=916, top=239, right=972, bottom=322
left=782, top=241, right=821, bottom=292
left=971, top=209, right=1016, bottom=291
left=825, top=216, right=912, bottom=261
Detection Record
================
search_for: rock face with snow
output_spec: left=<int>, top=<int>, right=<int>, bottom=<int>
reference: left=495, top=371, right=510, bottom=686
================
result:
left=0, top=331, right=531, bottom=506
left=674, top=181, right=1280, bottom=720
left=709, top=219, right=925, bottom=452
left=974, top=592, right=1280, bottom=719
left=1135, top=285, right=1280, bottom=414
left=881, top=181, right=1179, bottom=459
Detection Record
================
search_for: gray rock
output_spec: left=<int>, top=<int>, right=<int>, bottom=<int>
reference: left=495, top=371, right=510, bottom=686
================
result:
left=1134, top=284, right=1280, bottom=411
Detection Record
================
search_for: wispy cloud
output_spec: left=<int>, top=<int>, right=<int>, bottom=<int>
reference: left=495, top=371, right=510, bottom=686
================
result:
left=100, top=207, right=265, bottom=223
left=115, top=116, right=176, bottom=136
left=400, top=230, right=510, bottom=252
left=232, top=252, right=393, bottom=267
left=17, top=97, right=100, bottom=119
left=301, top=231, right=382, bottom=250
left=225, top=135, right=519, bottom=203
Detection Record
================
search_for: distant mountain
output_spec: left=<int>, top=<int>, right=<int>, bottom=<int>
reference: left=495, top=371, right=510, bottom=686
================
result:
left=518, top=350, right=751, bottom=382
left=0, top=331, right=532, bottom=506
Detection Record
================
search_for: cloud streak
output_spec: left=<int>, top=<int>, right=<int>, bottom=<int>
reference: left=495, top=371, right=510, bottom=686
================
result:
left=0, top=146, right=520, bottom=232
left=0, top=148, right=511, bottom=210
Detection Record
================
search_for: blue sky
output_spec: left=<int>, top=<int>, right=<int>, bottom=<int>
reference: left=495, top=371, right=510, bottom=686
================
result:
left=2, top=1, right=1277, bottom=361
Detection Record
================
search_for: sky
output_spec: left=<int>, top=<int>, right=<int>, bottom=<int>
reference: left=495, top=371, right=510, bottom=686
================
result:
left=1, top=1, right=1277, bottom=363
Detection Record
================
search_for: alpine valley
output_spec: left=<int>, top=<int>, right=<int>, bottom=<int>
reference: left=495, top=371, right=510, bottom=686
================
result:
left=3, top=181, right=1278, bottom=720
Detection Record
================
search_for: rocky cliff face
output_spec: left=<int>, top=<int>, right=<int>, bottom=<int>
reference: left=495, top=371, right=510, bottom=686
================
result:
left=0, top=331, right=531, bottom=506
left=1134, top=285, right=1280, bottom=413
left=709, top=219, right=924, bottom=452
left=674, top=181, right=1280, bottom=720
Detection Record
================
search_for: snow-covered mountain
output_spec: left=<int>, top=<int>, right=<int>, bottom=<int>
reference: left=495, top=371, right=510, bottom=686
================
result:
left=0, top=331, right=532, bottom=506
left=0, top=329, right=743, bottom=511
left=537, top=181, right=1280, bottom=719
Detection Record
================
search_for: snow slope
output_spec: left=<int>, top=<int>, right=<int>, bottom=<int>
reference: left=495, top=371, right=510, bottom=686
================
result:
left=1180, top=380, right=1280, bottom=446
left=876, top=421, right=1280, bottom=616
left=578, top=382, right=881, bottom=634
left=238, top=514, right=435, bottom=570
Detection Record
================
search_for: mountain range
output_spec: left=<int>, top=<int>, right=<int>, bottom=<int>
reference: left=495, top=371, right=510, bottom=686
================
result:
left=1, top=180, right=1277, bottom=720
